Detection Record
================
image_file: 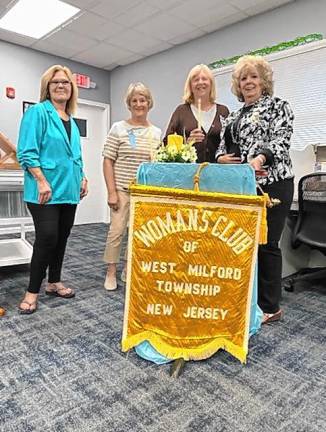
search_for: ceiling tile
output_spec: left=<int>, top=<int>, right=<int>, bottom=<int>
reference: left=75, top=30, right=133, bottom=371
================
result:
left=168, top=28, right=206, bottom=45
left=32, top=40, right=83, bottom=59
left=134, top=12, right=197, bottom=41
left=228, top=0, right=292, bottom=10
left=0, top=0, right=11, bottom=7
left=63, top=11, right=107, bottom=36
left=40, top=29, right=97, bottom=53
left=105, top=28, right=163, bottom=54
left=0, top=28, right=35, bottom=46
left=72, top=42, right=134, bottom=67
left=143, top=0, right=185, bottom=10
left=228, top=0, right=268, bottom=9
left=244, top=0, right=293, bottom=15
left=202, top=11, right=248, bottom=33
left=140, top=41, right=173, bottom=57
left=169, top=0, right=238, bottom=26
left=65, top=0, right=101, bottom=8
left=117, top=53, right=145, bottom=66
left=102, top=62, right=120, bottom=71
left=86, top=20, right=125, bottom=41
left=113, top=1, right=159, bottom=27
left=89, top=0, right=143, bottom=19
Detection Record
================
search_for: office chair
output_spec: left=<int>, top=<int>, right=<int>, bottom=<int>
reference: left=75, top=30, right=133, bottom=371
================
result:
left=283, top=172, right=326, bottom=292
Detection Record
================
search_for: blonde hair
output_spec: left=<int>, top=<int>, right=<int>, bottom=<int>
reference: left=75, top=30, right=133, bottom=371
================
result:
left=125, top=82, right=153, bottom=110
left=231, top=55, right=274, bottom=102
left=40, top=65, right=78, bottom=115
left=183, top=64, right=216, bottom=104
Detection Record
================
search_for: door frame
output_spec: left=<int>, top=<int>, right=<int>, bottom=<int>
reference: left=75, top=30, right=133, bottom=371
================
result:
left=76, top=98, right=111, bottom=224
left=77, top=98, right=110, bottom=133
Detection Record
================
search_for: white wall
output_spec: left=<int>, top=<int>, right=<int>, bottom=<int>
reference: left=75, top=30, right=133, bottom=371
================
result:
left=110, top=0, right=326, bottom=133
left=0, top=41, right=110, bottom=145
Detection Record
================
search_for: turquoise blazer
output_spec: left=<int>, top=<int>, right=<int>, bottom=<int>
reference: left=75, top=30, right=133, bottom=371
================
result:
left=17, top=100, right=84, bottom=204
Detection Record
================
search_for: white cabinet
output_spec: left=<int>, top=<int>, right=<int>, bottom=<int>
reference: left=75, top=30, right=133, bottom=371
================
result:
left=0, top=170, right=33, bottom=267
left=0, top=217, right=33, bottom=266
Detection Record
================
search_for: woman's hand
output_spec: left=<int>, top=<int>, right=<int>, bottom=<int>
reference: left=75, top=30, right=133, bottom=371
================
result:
left=37, top=179, right=52, bottom=204
left=80, top=178, right=88, bottom=199
left=217, top=153, right=241, bottom=164
left=108, top=190, right=119, bottom=212
left=249, top=155, right=268, bottom=176
left=187, top=128, right=205, bottom=144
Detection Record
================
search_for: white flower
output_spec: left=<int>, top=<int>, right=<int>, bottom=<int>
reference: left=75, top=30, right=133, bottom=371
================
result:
left=169, top=147, right=177, bottom=157
left=250, top=110, right=260, bottom=123
left=182, top=150, right=191, bottom=161
left=154, top=141, right=197, bottom=163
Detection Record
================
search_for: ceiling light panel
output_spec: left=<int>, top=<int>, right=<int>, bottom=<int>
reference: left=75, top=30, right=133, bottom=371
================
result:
left=0, top=0, right=80, bottom=39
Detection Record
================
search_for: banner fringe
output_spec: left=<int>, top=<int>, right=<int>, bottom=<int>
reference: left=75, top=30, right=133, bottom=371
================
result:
left=122, top=332, right=247, bottom=364
left=259, top=199, right=268, bottom=244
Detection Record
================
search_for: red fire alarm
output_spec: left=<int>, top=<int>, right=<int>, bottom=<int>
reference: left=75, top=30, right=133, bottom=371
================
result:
left=6, top=87, right=15, bottom=99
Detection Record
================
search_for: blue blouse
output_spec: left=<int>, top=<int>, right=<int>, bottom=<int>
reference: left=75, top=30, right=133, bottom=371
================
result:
left=17, top=100, right=84, bottom=204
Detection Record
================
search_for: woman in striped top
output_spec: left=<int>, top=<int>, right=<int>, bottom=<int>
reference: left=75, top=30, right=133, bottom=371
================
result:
left=102, top=83, right=161, bottom=291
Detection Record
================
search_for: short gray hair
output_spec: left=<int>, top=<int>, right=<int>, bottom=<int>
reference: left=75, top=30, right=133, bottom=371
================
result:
left=125, top=82, right=154, bottom=109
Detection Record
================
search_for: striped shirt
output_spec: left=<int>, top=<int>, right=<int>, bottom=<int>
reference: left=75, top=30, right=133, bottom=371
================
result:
left=102, top=120, right=161, bottom=191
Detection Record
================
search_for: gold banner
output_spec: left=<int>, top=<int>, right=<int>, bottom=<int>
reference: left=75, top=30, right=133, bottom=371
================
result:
left=122, top=185, right=267, bottom=363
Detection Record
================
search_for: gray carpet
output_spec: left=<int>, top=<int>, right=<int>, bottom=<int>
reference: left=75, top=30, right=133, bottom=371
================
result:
left=0, top=224, right=325, bottom=432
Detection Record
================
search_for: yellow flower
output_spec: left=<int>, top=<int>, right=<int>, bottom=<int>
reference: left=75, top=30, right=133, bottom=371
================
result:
left=167, top=133, right=183, bottom=151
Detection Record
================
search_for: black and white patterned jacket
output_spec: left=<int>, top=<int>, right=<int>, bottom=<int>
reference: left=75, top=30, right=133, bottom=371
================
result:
left=217, top=95, right=294, bottom=185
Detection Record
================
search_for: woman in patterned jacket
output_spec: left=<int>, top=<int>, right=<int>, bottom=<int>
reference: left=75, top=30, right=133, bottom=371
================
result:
left=217, top=55, right=294, bottom=324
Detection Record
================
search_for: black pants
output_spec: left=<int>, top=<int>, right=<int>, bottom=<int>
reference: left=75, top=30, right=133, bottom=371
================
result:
left=258, top=178, right=294, bottom=313
left=27, top=203, right=77, bottom=294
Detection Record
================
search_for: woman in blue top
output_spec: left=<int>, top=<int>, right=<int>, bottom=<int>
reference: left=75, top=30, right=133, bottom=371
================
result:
left=17, top=65, right=88, bottom=314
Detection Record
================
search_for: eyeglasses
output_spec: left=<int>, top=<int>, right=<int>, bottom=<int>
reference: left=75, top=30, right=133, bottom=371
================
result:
left=49, top=80, right=71, bottom=87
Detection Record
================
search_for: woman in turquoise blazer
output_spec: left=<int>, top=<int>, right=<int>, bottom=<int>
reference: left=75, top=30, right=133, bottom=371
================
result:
left=17, top=65, right=88, bottom=314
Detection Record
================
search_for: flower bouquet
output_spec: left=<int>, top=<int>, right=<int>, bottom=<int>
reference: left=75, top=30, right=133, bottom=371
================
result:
left=154, top=133, right=197, bottom=163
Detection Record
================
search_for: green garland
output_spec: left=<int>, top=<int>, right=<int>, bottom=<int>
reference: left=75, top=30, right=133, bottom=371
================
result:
left=208, top=33, right=323, bottom=70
